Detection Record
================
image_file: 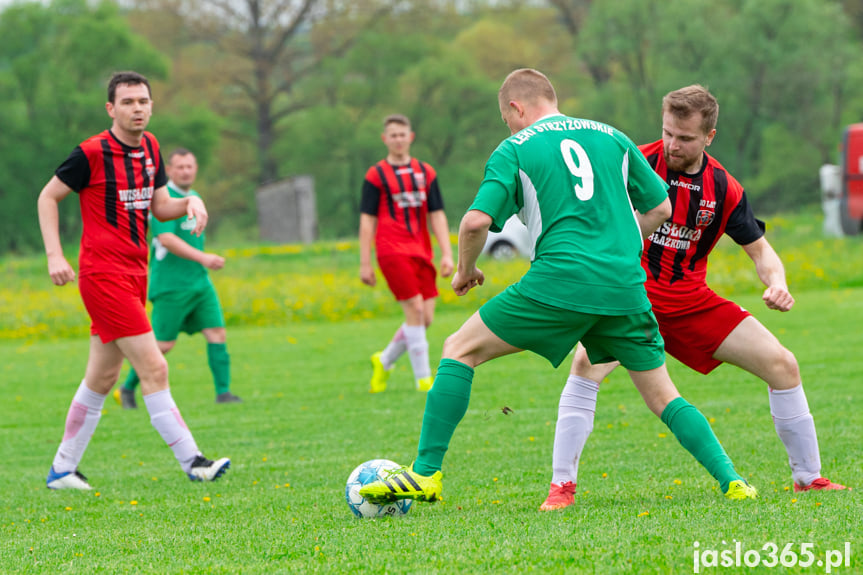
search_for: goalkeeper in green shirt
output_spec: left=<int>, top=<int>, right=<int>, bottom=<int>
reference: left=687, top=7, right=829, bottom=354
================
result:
left=114, top=148, right=241, bottom=407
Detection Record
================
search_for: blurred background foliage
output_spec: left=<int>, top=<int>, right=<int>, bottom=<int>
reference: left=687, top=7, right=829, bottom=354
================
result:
left=1, top=0, right=862, bottom=253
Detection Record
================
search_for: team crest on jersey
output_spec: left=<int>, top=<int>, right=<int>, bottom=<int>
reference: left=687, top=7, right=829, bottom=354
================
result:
left=146, top=158, right=155, bottom=179
left=414, top=171, right=426, bottom=191
left=695, top=210, right=715, bottom=227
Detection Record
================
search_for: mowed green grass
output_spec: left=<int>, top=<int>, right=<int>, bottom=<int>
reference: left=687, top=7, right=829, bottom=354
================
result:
left=1, top=286, right=861, bottom=573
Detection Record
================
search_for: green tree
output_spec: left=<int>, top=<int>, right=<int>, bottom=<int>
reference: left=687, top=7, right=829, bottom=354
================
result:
left=0, top=0, right=169, bottom=253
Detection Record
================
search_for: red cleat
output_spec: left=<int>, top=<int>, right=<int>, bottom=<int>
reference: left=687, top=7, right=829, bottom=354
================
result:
left=793, top=477, right=848, bottom=492
left=539, top=481, right=577, bottom=511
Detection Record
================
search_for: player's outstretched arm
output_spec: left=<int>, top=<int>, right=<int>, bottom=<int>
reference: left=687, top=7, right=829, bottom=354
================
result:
left=452, top=210, right=491, bottom=296
left=429, top=210, right=454, bottom=278
left=742, top=237, right=794, bottom=312
left=158, top=233, right=225, bottom=270
left=150, top=185, right=208, bottom=235
left=37, top=176, right=76, bottom=286
left=359, top=213, right=378, bottom=287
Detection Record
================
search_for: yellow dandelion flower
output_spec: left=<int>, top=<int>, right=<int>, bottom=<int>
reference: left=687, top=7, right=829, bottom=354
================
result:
left=130, top=501, right=138, bottom=506
left=203, top=497, right=211, bottom=502
left=638, top=511, right=649, bottom=517
left=791, top=498, right=797, bottom=503
left=658, top=433, right=667, bottom=438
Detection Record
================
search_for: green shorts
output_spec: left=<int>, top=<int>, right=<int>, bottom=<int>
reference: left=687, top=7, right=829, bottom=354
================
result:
left=479, top=284, right=665, bottom=370
left=150, top=283, right=225, bottom=341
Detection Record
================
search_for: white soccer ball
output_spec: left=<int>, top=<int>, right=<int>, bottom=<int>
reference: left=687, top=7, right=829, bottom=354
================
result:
left=345, top=459, right=413, bottom=518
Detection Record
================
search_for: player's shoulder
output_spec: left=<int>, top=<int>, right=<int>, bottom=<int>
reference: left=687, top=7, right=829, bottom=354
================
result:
left=704, top=151, right=745, bottom=193
left=364, top=159, right=387, bottom=180
left=78, top=130, right=111, bottom=153
left=638, top=139, right=663, bottom=156
left=141, top=131, right=161, bottom=151
left=414, top=158, right=436, bottom=177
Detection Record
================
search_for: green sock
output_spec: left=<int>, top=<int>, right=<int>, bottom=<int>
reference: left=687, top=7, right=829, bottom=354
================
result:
left=123, top=368, right=140, bottom=391
left=413, top=359, right=474, bottom=476
left=207, top=342, right=231, bottom=395
left=661, top=397, right=741, bottom=493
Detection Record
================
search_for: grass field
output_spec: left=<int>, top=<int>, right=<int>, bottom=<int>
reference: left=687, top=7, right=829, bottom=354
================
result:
left=1, top=212, right=862, bottom=573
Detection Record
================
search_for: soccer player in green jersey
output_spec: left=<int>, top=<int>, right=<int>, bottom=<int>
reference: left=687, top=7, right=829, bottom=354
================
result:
left=360, top=68, right=757, bottom=506
left=114, top=148, right=240, bottom=408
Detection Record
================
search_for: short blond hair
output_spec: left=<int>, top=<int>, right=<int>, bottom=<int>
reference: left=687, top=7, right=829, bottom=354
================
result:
left=383, top=114, right=411, bottom=130
left=498, top=69, right=557, bottom=109
left=662, top=85, right=718, bottom=133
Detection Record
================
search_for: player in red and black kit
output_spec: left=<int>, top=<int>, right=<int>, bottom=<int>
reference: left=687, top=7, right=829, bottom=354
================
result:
left=37, top=71, right=230, bottom=490
left=359, top=114, right=453, bottom=393
left=541, top=85, right=845, bottom=511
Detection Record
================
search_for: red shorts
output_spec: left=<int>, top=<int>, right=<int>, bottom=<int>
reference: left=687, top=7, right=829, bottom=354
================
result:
left=377, top=255, right=438, bottom=301
left=650, top=287, right=750, bottom=374
left=79, top=273, right=152, bottom=343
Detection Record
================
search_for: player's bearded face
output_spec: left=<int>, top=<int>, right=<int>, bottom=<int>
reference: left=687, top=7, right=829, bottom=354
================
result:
left=661, top=112, right=714, bottom=174
left=107, top=83, right=153, bottom=135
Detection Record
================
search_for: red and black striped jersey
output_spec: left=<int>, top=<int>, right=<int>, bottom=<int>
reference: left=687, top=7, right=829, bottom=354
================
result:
left=55, top=130, right=167, bottom=277
left=639, top=140, right=764, bottom=304
left=360, top=158, right=444, bottom=259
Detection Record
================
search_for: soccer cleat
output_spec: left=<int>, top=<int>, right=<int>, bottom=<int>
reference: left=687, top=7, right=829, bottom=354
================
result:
left=724, top=479, right=758, bottom=500
left=187, top=455, right=231, bottom=482
left=416, top=376, right=434, bottom=392
left=794, top=477, right=847, bottom=492
left=539, top=481, right=577, bottom=511
left=113, top=387, right=137, bottom=409
left=359, top=464, right=443, bottom=504
left=215, top=392, right=243, bottom=404
left=46, top=467, right=92, bottom=490
left=369, top=352, right=391, bottom=393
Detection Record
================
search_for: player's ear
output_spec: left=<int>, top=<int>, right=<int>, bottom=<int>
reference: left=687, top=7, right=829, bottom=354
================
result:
left=106, top=101, right=115, bottom=119
left=705, top=128, right=716, bottom=147
left=409, top=131, right=416, bottom=143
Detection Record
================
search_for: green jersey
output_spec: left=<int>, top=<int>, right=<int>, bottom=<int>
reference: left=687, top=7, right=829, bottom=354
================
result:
left=148, top=183, right=212, bottom=300
left=471, top=114, right=668, bottom=315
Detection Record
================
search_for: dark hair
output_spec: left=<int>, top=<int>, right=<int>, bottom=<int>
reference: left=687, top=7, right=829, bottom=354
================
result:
left=168, top=148, right=195, bottom=163
left=108, top=71, right=152, bottom=104
left=662, top=85, right=719, bottom=133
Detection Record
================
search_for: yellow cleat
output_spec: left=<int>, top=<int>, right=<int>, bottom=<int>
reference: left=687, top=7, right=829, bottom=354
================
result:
left=416, top=376, right=434, bottom=392
left=359, top=464, right=443, bottom=504
left=724, top=479, right=758, bottom=500
left=369, top=352, right=391, bottom=393
left=112, top=388, right=122, bottom=406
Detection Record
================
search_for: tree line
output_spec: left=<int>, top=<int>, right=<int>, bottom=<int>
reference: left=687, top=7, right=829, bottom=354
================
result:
left=1, top=0, right=861, bottom=254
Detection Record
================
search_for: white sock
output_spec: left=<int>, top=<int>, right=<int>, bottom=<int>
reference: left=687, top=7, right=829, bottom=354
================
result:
left=380, top=324, right=407, bottom=369
left=144, top=389, right=200, bottom=473
left=551, top=375, right=600, bottom=485
left=52, top=380, right=106, bottom=473
left=769, top=384, right=821, bottom=486
left=403, top=324, right=431, bottom=380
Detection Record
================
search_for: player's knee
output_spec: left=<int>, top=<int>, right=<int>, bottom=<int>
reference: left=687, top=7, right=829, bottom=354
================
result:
left=141, top=356, right=169, bottom=384
left=442, top=331, right=470, bottom=362
left=772, top=347, right=800, bottom=387
left=571, top=350, right=593, bottom=376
